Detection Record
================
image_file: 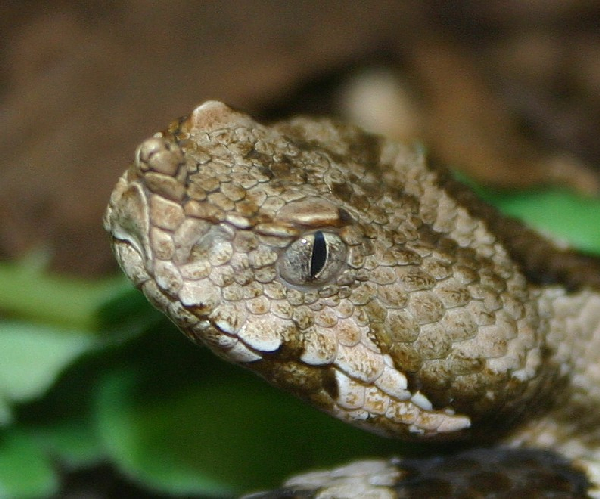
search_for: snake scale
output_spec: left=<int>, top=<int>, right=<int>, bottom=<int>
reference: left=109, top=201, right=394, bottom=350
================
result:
left=105, top=101, right=600, bottom=498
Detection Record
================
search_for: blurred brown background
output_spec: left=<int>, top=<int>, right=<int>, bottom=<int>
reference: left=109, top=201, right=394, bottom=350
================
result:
left=2, top=1, right=599, bottom=277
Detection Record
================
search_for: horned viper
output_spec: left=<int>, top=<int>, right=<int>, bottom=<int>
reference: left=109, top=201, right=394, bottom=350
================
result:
left=105, top=101, right=600, bottom=497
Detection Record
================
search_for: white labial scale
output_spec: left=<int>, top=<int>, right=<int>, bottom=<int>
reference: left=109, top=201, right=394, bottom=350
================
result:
left=334, top=370, right=366, bottom=410
left=414, top=409, right=471, bottom=433
left=210, top=303, right=247, bottom=334
left=411, top=415, right=442, bottom=433
left=385, top=399, right=420, bottom=427
left=436, top=413, right=471, bottom=432
left=300, top=326, right=338, bottom=365
left=179, top=279, right=221, bottom=308
left=153, top=260, right=183, bottom=295
left=363, top=386, right=390, bottom=415
left=166, top=299, right=199, bottom=329
left=200, top=328, right=238, bottom=350
left=410, top=391, right=433, bottom=411
left=336, top=344, right=385, bottom=383
left=142, top=280, right=172, bottom=311
left=382, top=390, right=470, bottom=434
left=390, top=399, right=470, bottom=434
left=224, top=339, right=262, bottom=363
left=115, top=243, right=149, bottom=286
left=374, top=364, right=411, bottom=401
left=236, top=316, right=283, bottom=352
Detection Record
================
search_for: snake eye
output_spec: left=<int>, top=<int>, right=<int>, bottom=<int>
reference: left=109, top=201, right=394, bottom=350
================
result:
left=278, top=230, right=347, bottom=288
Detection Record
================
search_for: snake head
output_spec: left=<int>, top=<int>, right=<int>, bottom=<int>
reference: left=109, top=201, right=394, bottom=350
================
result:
left=105, top=101, right=554, bottom=441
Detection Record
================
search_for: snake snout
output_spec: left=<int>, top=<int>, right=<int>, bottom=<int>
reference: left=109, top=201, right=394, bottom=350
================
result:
left=104, top=176, right=153, bottom=285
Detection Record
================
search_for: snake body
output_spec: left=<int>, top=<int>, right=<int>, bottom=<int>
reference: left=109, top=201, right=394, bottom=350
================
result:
left=105, top=101, right=600, bottom=497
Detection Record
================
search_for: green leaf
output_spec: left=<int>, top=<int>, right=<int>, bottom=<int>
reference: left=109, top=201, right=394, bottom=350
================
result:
left=0, top=322, right=97, bottom=425
left=34, top=420, right=102, bottom=468
left=95, top=333, right=403, bottom=496
left=0, top=254, right=129, bottom=331
left=0, top=429, right=58, bottom=498
left=0, top=256, right=158, bottom=425
left=95, top=284, right=164, bottom=337
left=464, top=181, right=600, bottom=255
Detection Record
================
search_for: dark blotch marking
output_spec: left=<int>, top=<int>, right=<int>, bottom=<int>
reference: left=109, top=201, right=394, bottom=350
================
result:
left=337, top=207, right=353, bottom=225
left=331, top=182, right=354, bottom=202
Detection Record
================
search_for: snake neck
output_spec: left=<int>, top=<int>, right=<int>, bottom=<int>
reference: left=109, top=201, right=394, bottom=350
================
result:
left=427, top=161, right=600, bottom=456
left=507, top=287, right=600, bottom=462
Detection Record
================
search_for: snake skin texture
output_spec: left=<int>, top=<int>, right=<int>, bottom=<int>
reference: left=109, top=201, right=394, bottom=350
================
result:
left=244, top=448, right=589, bottom=498
left=104, top=101, right=600, bottom=497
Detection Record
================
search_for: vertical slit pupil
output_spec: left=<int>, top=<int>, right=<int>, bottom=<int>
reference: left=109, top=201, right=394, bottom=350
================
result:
left=310, top=231, right=327, bottom=278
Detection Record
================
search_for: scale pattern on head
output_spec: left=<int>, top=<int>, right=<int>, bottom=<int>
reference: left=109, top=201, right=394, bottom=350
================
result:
left=105, top=101, right=560, bottom=440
